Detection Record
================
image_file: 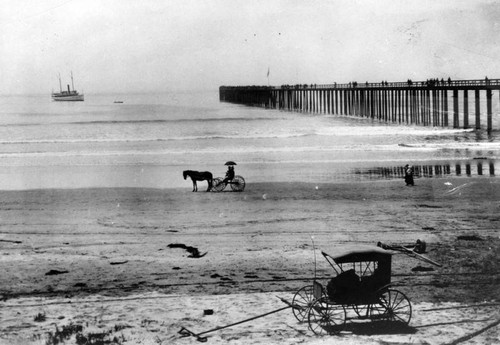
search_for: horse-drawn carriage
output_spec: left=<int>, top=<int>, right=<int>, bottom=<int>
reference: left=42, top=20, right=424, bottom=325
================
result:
left=292, top=245, right=412, bottom=335
left=183, top=161, right=245, bottom=192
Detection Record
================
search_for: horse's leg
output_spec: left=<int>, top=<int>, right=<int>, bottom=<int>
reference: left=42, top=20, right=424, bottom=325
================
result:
left=192, top=179, right=196, bottom=192
left=206, top=178, right=212, bottom=192
left=194, top=181, right=198, bottom=192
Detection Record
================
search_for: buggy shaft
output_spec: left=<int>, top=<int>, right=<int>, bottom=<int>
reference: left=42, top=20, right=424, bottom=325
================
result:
left=197, top=305, right=291, bottom=336
left=399, top=246, right=442, bottom=267
left=378, top=242, right=442, bottom=267
left=193, top=305, right=292, bottom=338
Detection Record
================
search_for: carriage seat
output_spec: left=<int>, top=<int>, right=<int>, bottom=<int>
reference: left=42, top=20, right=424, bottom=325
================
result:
left=360, top=268, right=386, bottom=292
left=326, top=269, right=360, bottom=302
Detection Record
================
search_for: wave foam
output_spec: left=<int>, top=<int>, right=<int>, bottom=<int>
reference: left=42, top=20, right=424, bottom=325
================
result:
left=315, top=126, right=475, bottom=137
left=1, top=142, right=499, bottom=159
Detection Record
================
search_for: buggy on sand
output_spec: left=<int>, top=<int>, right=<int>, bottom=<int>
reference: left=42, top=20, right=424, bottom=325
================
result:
left=179, top=244, right=416, bottom=341
left=292, top=245, right=412, bottom=335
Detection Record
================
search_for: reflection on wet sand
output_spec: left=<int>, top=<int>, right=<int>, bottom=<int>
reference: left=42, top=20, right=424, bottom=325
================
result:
left=352, top=159, right=496, bottom=181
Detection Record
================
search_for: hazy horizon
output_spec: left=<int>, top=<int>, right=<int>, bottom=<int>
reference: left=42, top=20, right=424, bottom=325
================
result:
left=2, top=0, right=500, bottom=95
left=0, top=88, right=218, bottom=97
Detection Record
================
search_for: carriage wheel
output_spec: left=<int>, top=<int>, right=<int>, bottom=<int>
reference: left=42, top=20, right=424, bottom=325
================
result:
left=369, top=289, right=412, bottom=324
left=307, top=299, right=346, bottom=336
left=292, top=285, right=315, bottom=322
left=211, top=178, right=225, bottom=192
left=230, top=175, right=245, bottom=192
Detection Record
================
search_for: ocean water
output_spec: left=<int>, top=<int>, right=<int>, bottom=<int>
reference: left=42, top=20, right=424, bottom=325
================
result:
left=0, top=90, right=499, bottom=190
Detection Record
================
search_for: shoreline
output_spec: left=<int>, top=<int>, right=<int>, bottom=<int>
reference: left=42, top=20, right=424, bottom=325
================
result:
left=0, top=156, right=497, bottom=191
left=0, top=168, right=498, bottom=192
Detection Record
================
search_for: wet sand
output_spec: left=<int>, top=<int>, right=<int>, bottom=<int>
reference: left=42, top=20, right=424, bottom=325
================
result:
left=1, top=177, right=499, bottom=344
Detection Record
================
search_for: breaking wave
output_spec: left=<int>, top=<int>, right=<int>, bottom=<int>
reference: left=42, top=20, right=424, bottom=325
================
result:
left=0, top=116, right=284, bottom=128
left=0, top=133, right=313, bottom=145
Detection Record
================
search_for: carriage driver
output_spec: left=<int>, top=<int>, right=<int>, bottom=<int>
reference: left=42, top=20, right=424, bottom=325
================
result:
left=222, top=165, right=235, bottom=185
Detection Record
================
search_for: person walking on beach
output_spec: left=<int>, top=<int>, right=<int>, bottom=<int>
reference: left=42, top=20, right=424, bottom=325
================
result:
left=404, top=164, right=414, bottom=186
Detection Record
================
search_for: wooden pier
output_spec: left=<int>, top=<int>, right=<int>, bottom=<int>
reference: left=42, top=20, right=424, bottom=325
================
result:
left=219, top=79, right=500, bottom=131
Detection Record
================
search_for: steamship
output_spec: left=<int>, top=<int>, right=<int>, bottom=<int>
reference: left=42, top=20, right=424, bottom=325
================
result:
left=51, top=72, right=84, bottom=101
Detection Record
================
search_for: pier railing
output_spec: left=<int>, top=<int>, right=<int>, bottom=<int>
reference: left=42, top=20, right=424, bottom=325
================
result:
left=221, top=78, right=500, bottom=90
left=219, top=78, right=500, bottom=131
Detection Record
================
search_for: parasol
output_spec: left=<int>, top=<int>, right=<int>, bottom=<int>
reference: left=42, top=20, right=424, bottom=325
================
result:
left=224, top=161, right=237, bottom=166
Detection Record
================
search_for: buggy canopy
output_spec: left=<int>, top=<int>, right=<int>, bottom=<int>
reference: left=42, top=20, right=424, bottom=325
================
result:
left=321, top=244, right=393, bottom=264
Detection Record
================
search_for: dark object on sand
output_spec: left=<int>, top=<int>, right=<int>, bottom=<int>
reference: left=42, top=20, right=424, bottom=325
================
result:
left=0, top=239, right=22, bottom=244
left=45, top=269, right=69, bottom=276
left=411, top=266, right=434, bottom=272
left=34, top=313, right=46, bottom=322
left=110, top=260, right=128, bottom=265
left=168, top=243, right=207, bottom=258
left=414, top=239, right=427, bottom=254
left=203, top=309, right=214, bottom=315
left=457, top=235, right=483, bottom=241
left=183, top=170, right=213, bottom=192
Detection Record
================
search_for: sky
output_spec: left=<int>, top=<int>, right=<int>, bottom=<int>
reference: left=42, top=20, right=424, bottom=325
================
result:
left=1, top=0, right=500, bottom=94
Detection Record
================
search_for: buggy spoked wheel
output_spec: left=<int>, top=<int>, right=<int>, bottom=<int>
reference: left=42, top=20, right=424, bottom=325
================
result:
left=308, top=299, right=346, bottom=336
left=211, top=178, right=225, bottom=192
left=292, top=285, right=315, bottom=322
left=369, top=289, right=412, bottom=324
left=230, top=175, right=245, bottom=192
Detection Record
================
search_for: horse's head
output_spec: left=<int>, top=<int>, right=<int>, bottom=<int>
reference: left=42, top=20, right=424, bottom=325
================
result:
left=183, top=171, right=188, bottom=180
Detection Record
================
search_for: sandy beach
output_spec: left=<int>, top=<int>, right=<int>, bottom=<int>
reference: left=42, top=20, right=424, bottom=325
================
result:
left=1, top=177, right=499, bottom=344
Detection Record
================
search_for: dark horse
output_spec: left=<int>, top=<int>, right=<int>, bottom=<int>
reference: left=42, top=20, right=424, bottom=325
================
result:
left=183, top=170, right=213, bottom=192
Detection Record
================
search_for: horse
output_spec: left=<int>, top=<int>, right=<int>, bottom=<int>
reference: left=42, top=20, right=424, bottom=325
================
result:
left=183, top=170, right=213, bottom=192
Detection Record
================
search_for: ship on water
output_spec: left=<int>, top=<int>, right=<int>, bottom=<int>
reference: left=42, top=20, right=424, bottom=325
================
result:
left=51, top=72, right=84, bottom=101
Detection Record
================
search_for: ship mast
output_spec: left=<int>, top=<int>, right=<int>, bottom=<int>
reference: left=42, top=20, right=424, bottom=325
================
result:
left=58, top=73, right=62, bottom=93
left=71, top=71, right=75, bottom=91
